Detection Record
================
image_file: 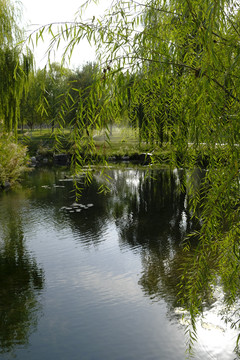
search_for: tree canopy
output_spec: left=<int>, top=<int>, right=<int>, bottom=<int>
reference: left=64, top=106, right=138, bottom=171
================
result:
left=0, top=0, right=33, bottom=134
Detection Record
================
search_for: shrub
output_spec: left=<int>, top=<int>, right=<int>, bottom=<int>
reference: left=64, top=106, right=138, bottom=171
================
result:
left=0, top=135, right=29, bottom=188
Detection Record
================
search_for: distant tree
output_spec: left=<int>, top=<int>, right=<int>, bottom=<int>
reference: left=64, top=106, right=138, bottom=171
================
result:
left=65, top=62, right=99, bottom=134
left=20, top=70, right=44, bottom=131
left=42, top=62, right=71, bottom=132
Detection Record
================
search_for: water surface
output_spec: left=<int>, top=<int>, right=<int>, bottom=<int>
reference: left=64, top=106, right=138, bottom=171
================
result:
left=0, top=166, right=238, bottom=359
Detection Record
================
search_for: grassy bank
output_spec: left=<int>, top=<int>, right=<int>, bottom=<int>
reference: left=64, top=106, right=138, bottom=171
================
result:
left=18, top=127, right=231, bottom=169
left=19, top=127, right=165, bottom=159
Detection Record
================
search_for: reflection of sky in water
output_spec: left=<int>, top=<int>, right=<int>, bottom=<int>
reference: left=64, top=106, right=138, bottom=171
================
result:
left=0, top=167, right=238, bottom=360
left=175, top=291, right=239, bottom=359
left=196, top=313, right=238, bottom=359
left=125, top=170, right=141, bottom=189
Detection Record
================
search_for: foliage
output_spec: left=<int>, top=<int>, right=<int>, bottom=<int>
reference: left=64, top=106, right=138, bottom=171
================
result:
left=0, top=0, right=22, bottom=46
left=19, top=62, right=100, bottom=135
left=20, top=70, right=44, bottom=131
left=41, top=62, right=71, bottom=132
left=0, top=135, right=29, bottom=187
left=0, top=0, right=33, bottom=134
left=63, top=62, right=99, bottom=129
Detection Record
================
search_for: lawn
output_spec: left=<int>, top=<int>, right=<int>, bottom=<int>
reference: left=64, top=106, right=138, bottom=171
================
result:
left=18, top=126, right=172, bottom=165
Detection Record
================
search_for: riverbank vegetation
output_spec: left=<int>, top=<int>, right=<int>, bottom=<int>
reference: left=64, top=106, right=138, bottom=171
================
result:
left=0, top=0, right=240, bottom=357
left=0, top=134, right=29, bottom=188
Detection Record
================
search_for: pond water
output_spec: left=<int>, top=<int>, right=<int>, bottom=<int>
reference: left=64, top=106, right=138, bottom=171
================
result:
left=0, top=166, right=238, bottom=360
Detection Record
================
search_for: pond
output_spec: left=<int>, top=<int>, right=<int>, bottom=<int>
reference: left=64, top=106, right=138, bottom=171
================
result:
left=0, top=166, right=238, bottom=360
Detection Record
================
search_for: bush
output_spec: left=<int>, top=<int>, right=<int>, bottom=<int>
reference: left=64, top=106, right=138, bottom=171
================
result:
left=0, top=135, right=29, bottom=188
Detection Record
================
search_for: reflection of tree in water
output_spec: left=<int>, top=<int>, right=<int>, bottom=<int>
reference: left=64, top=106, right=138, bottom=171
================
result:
left=22, top=167, right=199, bottom=311
left=0, top=197, right=44, bottom=355
left=59, top=176, right=112, bottom=248
left=111, top=168, right=200, bottom=308
left=25, top=168, right=112, bottom=249
left=112, top=168, right=193, bottom=247
left=74, top=167, right=206, bottom=314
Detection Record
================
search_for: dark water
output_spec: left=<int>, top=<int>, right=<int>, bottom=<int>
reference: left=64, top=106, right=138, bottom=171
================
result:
left=0, top=166, right=237, bottom=360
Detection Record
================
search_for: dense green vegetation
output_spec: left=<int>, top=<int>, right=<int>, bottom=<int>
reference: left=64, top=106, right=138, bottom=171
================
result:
left=0, top=0, right=240, bottom=357
left=0, top=0, right=33, bottom=186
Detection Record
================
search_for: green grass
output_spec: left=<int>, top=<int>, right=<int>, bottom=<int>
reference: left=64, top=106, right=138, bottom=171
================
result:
left=17, top=126, right=173, bottom=165
left=18, top=127, right=141, bottom=155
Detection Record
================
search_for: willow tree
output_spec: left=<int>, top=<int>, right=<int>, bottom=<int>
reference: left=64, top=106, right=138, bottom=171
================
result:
left=0, top=0, right=33, bottom=134
left=33, top=0, right=240, bottom=355
left=0, top=0, right=33, bottom=187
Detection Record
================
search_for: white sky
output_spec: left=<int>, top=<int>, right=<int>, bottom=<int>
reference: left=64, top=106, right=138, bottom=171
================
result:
left=19, top=0, right=110, bottom=69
